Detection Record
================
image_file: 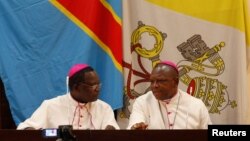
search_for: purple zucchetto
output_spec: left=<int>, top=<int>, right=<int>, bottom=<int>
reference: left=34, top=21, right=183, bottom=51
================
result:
left=68, top=64, right=89, bottom=78
left=158, top=60, right=178, bottom=73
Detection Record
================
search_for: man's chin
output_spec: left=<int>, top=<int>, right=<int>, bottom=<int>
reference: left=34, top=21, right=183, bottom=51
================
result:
left=90, top=98, right=98, bottom=102
left=153, top=93, right=164, bottom=100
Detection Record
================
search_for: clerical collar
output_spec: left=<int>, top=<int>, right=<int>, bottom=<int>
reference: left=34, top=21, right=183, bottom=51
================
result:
left=68, top=94, right=88, bottom=107
left=161, top=91, right=179, bottom=104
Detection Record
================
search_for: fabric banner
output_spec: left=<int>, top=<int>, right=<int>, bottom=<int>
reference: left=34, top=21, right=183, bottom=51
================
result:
left=118, top=0, right=250, bottom=128
left=0, top=0, right=123, bottom=125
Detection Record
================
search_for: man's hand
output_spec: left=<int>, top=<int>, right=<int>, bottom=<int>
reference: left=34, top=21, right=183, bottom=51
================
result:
left=24, top=127, right=36, bottom=130
left=105, top=125, right=116, bottom=130
left=131, top=122, right=148, bottom=130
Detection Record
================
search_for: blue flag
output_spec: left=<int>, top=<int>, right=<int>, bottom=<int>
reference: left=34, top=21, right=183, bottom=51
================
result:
left=0, top=0, right=123, bottom=125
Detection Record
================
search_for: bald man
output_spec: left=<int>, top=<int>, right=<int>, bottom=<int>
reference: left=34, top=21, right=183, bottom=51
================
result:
left=128, top=60, right=212, bottom=130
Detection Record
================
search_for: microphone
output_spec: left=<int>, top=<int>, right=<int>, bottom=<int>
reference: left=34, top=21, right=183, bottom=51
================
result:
left=57, top=125, right=76, bottom=141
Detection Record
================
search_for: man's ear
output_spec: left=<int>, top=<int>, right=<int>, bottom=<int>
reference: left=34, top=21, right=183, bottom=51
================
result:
left=175, top=77, right=179, bottom=85
left=73, top=83, right=80, bottom=91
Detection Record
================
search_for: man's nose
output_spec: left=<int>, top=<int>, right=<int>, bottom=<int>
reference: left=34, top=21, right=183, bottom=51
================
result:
left=151, top=80, right=159, bottom=87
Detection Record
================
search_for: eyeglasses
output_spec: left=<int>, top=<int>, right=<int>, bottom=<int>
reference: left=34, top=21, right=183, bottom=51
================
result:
left=80, top=82, right=102, bottom=90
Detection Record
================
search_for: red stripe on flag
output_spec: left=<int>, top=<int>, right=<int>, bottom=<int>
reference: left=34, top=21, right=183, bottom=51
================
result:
left=57, top=0, right=122, bottom=65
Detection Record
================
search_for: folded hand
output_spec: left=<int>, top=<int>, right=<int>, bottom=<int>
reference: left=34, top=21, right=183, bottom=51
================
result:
left=131, top=122, right=148, bottom=130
